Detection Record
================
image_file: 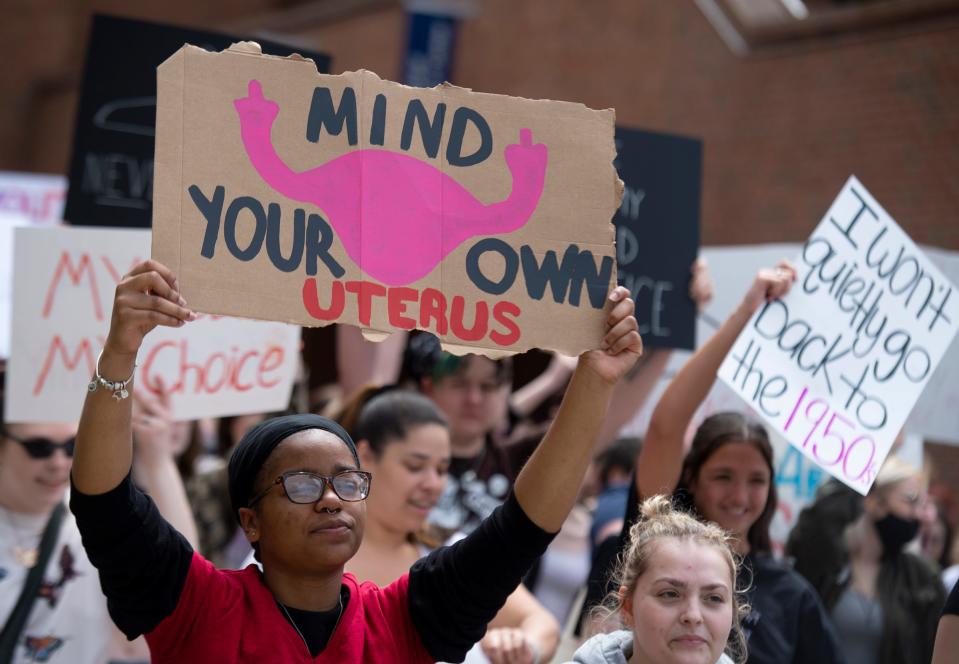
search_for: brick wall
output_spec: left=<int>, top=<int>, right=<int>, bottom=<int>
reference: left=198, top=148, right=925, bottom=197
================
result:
left=4, top=1, right=955, bottom=248
left=449, top=0, right=959, bottom=249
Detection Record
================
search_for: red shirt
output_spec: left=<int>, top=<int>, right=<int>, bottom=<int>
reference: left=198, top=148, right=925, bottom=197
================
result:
left=146, top=553, right=432, bottom=663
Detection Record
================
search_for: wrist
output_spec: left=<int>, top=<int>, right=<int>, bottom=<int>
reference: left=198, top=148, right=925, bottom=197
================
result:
left=99, top=347, right=138, bottom=376
left=573, top=358, right=620, bottom=390
left=134, top=451, right=177, bottom=475
left=734, top=298, right=760, bottom=321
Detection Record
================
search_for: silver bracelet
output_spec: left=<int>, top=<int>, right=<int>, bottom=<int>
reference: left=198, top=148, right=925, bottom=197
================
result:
left=87, top=350, right=137, bottom=400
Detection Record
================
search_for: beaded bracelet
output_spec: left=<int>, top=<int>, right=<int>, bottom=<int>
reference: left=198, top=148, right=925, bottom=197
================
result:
left=87, top=350, right=137, bottom=400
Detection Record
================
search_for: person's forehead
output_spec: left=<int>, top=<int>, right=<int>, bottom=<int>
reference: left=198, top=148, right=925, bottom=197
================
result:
left=701, top=441, right=767, bottom=471
left=888, top=476, right=921, bottom=500
left=643, top=539, right=732, bottom=586
left=457, top=356, right=499, bottom=381
left=268, top=429, right=357, bottom=473
left=385, top=423, right=451, bottom=457
left=3, top=421, right=78, bottom=440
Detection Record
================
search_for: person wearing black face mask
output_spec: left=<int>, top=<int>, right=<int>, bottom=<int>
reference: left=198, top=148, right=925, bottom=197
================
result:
left=787, top=456, right=946, bottom=664
left=873, top=509, right=922, bottom=555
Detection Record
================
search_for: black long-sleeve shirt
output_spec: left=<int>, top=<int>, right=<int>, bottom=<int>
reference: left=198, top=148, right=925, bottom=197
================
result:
left=70, top=473, right=554, bottom=661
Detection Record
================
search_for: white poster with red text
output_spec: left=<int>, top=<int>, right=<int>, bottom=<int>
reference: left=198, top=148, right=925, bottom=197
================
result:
left=0, top=171, right=66, bottom=226
left=718, top=177, right=958, bottom=495
left=4, top=226, right=301, bottom=423
left=0, top=171, right=66, bottom=359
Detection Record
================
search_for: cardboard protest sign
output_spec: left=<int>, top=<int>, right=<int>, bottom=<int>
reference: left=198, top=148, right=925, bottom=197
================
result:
left=0, top=171, right=66, bottom=226
left=64, top=14, right=331, bottom=228
left=152, top=43, right=620, bottom=357
left=613, top=127, right=701, bottom=350
left=718, top=177, right=959, bottom=494
left=3, top=227, right=300, bottom=423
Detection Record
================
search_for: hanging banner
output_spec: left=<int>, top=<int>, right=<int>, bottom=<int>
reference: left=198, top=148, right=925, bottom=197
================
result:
left=718, top=177, right=958, bottom=494
left=4, top=226, right=300, bottom=423
left=152, top=43, right=621, bottom=357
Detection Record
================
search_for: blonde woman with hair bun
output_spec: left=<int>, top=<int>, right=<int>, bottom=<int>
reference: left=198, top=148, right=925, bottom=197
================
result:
left=567, top=495, right=747, bottom=664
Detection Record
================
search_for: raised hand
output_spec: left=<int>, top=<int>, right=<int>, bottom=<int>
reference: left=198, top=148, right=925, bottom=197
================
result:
left=689, top=257, right=715, bottom=312
left=132, top=379, right=189, bottom=467
left=578, top=286, right=643, bottom=385
left=741, top=259, right=797, bottom=313
left=105, top=260, right=195, bottom=359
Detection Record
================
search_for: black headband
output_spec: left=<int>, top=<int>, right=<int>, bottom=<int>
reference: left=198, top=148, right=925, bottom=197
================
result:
left=227, top=414, right=358, bottom=522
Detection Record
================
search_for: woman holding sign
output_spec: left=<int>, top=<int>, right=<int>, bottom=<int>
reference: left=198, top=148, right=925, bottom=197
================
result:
left=624, top=262, right=847, bottom=664
left=68, top=259, right=642, bottom=663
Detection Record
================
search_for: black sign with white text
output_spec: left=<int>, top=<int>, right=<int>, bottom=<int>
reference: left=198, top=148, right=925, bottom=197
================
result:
left=613, top=127, right=702, bottom=350
left=65, top=14, right=331, bottom=227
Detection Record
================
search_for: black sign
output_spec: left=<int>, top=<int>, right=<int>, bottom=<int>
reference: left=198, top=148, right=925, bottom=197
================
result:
left=402, top=12, right=458, bottom=87
left=613, top=127, right=702, bottom=350
left=65, top=14, right=331, bottom=227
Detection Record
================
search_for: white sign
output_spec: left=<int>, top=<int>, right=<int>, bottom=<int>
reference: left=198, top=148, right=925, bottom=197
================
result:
left=905, top=246, right=959, bottom=444
left=1, top=212, right=30, bottom=358
left=620, top=243, right=959, bottom=554
left=0, top=171, right=66, bottom=226
left=718, top=177, right=958, bottom=494
left=4, top=226, right=301, bottom=423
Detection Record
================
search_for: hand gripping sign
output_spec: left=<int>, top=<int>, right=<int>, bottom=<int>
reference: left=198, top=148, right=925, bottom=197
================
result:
left=152, top=43, right=621, bottom=357
left=718, top=177, right=958, bottom=494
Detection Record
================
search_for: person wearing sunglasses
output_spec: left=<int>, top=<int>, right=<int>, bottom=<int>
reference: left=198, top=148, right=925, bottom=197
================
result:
left=0, top=414, right=195, bottom=663
left=69, top=259, right=642, bottom=663
left=0, top=405, right=113, bottom=663
left=0, top=426, right=76, bottom=514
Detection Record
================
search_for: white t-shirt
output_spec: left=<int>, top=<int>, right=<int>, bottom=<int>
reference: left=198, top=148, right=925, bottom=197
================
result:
left=0, top=503, right=112, bottom=664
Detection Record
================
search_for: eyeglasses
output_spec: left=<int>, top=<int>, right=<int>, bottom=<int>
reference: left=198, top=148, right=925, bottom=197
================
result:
left=2, top=430, right=75, bottom=459
left=248, top=470, right=372, bottom=507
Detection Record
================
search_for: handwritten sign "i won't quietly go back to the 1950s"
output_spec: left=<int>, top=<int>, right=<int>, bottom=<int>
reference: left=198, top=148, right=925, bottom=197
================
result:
left=719, top=176, right=958, bottom=494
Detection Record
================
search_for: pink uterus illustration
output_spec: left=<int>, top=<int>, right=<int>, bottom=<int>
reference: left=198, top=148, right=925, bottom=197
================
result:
left=233, top=80, right=548, bottom=286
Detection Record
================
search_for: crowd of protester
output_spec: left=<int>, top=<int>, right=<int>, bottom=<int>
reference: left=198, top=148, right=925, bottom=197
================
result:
left=1, top=255, right=957, bottom=664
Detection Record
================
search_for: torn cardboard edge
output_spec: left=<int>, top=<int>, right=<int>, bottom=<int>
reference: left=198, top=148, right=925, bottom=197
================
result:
left=225, top=40, right=315, bottom=66
left=359, top=328, right=516, bottom=359
left=223, top=41, right=618, bottom=119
